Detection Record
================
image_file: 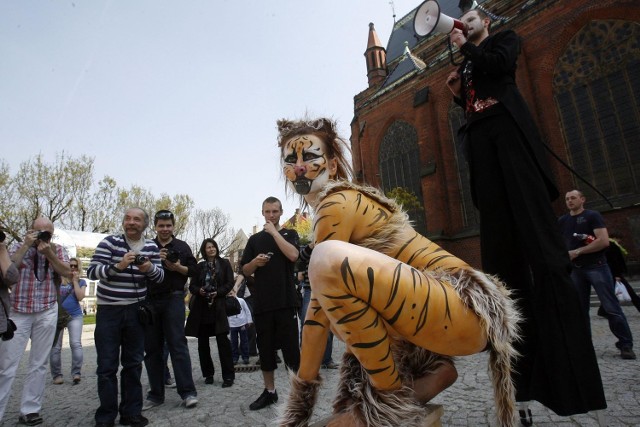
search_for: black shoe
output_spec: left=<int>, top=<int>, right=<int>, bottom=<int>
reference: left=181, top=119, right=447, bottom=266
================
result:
left=222, top=379, right=234, bottom=388
left=519, top=409, right=533, bottom=427
left=621, top=348, right=637, bottom=360
left=249, top=389, right=278, bottom=410
left=96, top=423, right=115, bottom=427
left=18, top=413, right=43, bottom=426
left=205, top=376, right=214, bottom=384
left=119, top=414, right=149, bottom=427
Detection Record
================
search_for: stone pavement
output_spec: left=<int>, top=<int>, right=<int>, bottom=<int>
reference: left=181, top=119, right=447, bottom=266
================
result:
left=1, top=308, right=639, bottom=426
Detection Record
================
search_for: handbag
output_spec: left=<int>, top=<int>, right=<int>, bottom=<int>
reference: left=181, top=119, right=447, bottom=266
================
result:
left=225, top=296, right=242, bottom=316
left=615, top=280, right=632, bottom=302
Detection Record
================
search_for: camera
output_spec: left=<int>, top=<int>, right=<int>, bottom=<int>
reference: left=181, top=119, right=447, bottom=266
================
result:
left=266, top=252, right=274, bottom=259
left=133, top=255, right=148, bottom=265
left=0, top=230, right=5, bottom=243
left=202, top=282, right=217, bottom=307
left=37, top=230, right=52, bottom=242
left=165, top=248, right=180, bottom=263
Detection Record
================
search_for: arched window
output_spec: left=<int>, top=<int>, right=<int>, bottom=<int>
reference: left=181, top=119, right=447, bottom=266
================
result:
left=448, top=103, right=479, bottom=229
left=378, top=121, right=426, bottom=233
left=553, top=20, right=640, bottom=208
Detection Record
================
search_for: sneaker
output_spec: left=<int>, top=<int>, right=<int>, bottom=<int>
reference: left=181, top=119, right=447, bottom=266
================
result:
left=204, top=376, right=214, bottom=384
left=18, top=413, right=43, bottom=426
left=321, top=361, right=339, bottom=369
left=165, top=378, right=176, bottom=388
left=119, top=414, right=149, bottom=427
left=53, top=376, right=64, bottom=385
left=73, top=375, right=81, bottom=385
left=249, top=389, right=278, bottom=410
left=222, top=379, right=234, bottom=388
left=183, top=395, right=198, bottom=408
left=141, top=399, right=163, bottom=411
left=621, top=348, right=637, bottom=360
left=233, top=360, right=239, bottom=366
left=243, top=359, right=250, bottom=365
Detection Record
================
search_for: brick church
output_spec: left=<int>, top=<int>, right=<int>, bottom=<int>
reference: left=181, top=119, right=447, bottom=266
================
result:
left=350, top=0, right=640, bottom=269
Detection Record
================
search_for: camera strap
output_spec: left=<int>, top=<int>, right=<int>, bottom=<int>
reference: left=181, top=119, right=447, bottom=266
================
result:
left=33, top=253, right=50, bottom=283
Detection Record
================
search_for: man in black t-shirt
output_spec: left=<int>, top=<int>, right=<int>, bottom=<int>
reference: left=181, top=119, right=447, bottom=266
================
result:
left=241, top=197, right=300, bottom=410
left=142, top=210, right=199, bottom=412
left=559, top=190, right=635, bottom=359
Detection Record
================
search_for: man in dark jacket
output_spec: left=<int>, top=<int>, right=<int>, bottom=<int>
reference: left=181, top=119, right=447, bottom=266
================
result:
left=142, top=210, right=198, bottom=411
left=445, top=7, right=606, bottom=422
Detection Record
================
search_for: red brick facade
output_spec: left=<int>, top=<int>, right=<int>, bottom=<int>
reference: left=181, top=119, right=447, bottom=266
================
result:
left=351, top=0, right=640, bottom=270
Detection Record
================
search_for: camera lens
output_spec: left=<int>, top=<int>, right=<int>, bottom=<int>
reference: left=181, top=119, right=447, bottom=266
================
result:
left=37, top=230, right=52, bottom=242
left=134, top=255, right=148, bottom=265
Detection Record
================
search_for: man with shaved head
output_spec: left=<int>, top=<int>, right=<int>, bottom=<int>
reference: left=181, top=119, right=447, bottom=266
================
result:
left=0, top=217, right=71, bottom=426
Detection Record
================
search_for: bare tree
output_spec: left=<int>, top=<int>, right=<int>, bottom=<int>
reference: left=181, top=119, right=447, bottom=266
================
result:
left=185, top=207, right=239, bottom=259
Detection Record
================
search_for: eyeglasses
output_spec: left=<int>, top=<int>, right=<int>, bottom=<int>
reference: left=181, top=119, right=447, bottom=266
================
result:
left=70, top=265, right=78, bottom=269
left=155, top=211, right=174, bottom=220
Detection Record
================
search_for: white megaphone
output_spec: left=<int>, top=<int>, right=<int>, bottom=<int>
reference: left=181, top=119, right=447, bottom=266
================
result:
left=413, top=0, right=468, bottom=37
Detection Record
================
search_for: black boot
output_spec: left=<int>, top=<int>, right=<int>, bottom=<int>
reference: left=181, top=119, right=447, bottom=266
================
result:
left=519, top=408, right=533, bottom=426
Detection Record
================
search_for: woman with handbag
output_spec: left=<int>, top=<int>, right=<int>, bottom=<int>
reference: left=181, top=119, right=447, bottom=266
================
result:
left=50, top=257, right=87, bottom=385
left=185, top=238, right=235, bottom=387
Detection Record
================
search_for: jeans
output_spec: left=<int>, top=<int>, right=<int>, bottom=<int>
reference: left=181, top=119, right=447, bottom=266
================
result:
left=0, top=305, right=57, bottom=421
left=143, top=292, right=196, bottom=402
left=230, top=326, right=249, bottom=361
left=94, top=303, right=145, bottom=424
left=571, top=263, right=633, bottom=349
left=50, top=314, right=84, bottom=378
left=300, top=287, right=334, bottom=365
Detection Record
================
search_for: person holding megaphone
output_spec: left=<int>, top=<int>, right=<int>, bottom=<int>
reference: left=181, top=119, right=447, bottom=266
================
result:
left=445, top=7, right=607, bottom=427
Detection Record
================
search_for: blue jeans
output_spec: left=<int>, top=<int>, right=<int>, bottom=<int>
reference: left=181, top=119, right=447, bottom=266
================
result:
left=143, top=293, right=196, bottom=402
left=50, top=314, right=84, bottom=378
left=300, top=287, right=334, bottom=365
left=230, top=326, right=249, bottom=361
left=94, top=304, right=145, bottom=424
left=571, top=263, right=633, bottom=349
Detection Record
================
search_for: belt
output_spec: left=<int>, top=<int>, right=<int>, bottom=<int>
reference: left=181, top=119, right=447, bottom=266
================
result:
left=468, top=97, right=499, bottom=114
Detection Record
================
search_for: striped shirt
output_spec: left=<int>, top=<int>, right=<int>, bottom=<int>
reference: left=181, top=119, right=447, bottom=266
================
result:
left=9, top=243, right=69, bottom=313
left=87, top=234, right=164, bottom=305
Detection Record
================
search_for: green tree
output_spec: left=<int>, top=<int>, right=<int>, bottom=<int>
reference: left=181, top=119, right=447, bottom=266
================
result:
left=385, top=187, right=423, bottom=211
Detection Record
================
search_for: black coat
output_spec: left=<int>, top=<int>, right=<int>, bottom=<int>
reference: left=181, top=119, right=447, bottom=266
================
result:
left=184, top=258, right=234, bottom=337
left=456, top=30, right=559, bottom=204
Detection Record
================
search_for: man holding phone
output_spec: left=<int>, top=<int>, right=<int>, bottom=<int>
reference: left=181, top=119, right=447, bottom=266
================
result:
left=241, top=197, right=300, bottom=411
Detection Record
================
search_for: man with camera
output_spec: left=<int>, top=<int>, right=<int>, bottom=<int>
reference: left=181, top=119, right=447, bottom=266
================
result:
left=0, top=218, right=71, bottom=426
left=141, top=210, right=198, bottom=411
left=87, top=208, right=163, bottom=427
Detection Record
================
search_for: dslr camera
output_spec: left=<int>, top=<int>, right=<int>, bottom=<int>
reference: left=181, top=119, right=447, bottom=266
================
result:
left=133, top=255, right=148, bottom=265
left=165, top=248, right=181, bottom=263
left=37, top=230, right=52, bottom=242
left=202, top=282, right=217, bottom=307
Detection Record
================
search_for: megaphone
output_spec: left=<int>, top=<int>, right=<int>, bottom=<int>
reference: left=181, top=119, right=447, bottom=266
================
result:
left=413, top=0, right=468, bottom=37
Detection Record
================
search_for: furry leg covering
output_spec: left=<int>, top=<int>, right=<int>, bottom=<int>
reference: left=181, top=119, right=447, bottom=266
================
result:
left=277, top=372, right=322, bottom=427
left=449, top=269, right=522, bottom=427
left=332, top=352, right=433, bottom=427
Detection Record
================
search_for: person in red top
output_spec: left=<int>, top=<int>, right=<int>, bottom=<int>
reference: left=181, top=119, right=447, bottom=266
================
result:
left=0, top=217, right=70, bottom=426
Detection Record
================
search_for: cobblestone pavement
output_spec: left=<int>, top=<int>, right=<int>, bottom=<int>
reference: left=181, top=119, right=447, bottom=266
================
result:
left=1, top=308, right=638, bottom=426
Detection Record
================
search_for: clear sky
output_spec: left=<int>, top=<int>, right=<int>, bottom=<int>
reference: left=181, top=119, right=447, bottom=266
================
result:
left=0, top=0, right=421, bottom=233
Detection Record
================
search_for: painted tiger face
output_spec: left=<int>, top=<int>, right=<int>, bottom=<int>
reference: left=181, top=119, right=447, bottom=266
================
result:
left=282, top=134, right=335, bottom=196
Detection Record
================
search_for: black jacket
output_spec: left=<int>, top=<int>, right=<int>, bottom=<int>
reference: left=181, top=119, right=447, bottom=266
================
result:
left=184, top=258, right=234, bottom=337
left=456, top=30, right=559, bottom=203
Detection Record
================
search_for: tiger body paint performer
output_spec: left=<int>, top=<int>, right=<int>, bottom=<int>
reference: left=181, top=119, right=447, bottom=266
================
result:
left=277, top=117, right=521, bottom=427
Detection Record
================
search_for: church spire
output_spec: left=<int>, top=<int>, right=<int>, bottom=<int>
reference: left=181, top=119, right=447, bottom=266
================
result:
left=364, top=22, right=387, bottom=88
